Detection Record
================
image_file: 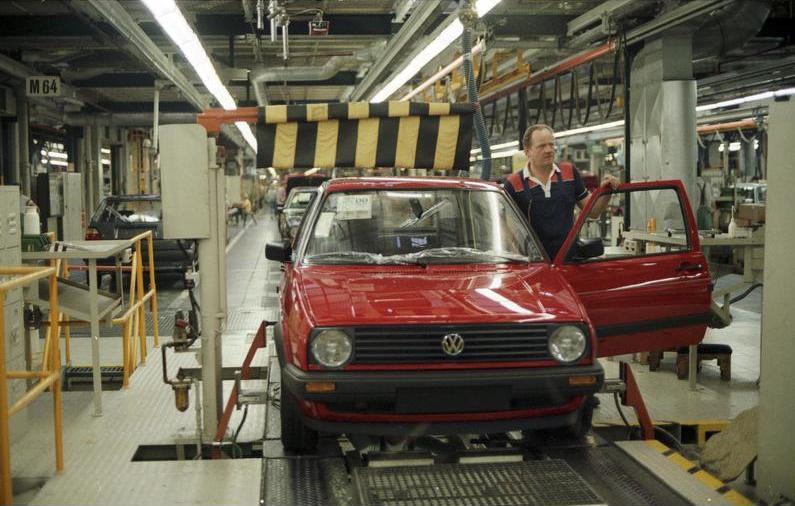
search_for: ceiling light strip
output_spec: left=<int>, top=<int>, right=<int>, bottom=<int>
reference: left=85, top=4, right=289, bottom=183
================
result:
left=140, top=0, right=256, bottom=151
left=371, top=0, right=502, bottom=103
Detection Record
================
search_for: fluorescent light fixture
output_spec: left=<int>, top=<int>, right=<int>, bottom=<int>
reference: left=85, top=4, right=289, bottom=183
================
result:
left=48, top=159, right=69, bottom=167
left=141, top=0, right=255, bottom=151
left=477, top=149, right=519, bottom=160
left=235, top=122, right=257, bottom=151
left=43, top=150, right=68, bottom=159
left=555, top=120, right=626, bottom=138
left=696, top=87, right=795, bottom=112
left=371, top=0, right=502, bottom=102
left=472, top=140, right=517, bottom=155
left=101, top=159, right=111, bottom=165
left=101, top=148, right=111, bottom=154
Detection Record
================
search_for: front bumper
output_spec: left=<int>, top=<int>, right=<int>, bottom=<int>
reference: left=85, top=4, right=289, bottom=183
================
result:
left=282, top=362, right=603, bottom=429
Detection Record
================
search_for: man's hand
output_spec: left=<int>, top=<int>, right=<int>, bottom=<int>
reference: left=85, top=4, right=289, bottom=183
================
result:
left=600, top=174, right=620, bottom=190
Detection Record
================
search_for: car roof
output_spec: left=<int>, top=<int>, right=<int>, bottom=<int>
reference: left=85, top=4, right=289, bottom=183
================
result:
left=325, top=177, right=499, bottom=193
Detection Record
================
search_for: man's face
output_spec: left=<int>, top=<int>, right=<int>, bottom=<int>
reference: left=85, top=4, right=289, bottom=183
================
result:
left=525, top=129, right=556, bottom=171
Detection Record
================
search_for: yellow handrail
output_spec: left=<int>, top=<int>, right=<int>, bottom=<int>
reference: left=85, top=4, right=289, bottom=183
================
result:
left=58, top=231, right=160, bottom=388
left=0, top=265, right=61, bottom=506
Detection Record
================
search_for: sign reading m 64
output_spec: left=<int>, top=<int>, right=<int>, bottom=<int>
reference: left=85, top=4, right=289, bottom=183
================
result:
left=26, top=76, right=61, bottom=97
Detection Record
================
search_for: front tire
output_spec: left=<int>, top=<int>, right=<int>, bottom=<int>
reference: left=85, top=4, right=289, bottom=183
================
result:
left=565, top=396, right=595, bottom=439
left=280, top=380, right=319, bottom=453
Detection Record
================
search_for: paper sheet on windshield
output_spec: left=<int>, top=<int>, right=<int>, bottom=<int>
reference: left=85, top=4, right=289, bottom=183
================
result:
left=315, top=212, right=335, bottom=237
left=336, top=194, right=372, bottom=220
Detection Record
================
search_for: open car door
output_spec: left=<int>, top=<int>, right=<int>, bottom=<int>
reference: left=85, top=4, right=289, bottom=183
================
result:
left=554, top=180, right=711, bottom=357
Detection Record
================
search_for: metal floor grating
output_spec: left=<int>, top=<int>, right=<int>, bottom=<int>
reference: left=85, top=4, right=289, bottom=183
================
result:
left=263, top=458, right=354, bottom=506
left=353, top=460, right=604, bottom=506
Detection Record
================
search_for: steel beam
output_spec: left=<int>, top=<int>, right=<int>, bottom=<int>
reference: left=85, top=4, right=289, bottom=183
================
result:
left=79, top=0, right=208, bottom=111
left=350, top=0, right=443, bottom=101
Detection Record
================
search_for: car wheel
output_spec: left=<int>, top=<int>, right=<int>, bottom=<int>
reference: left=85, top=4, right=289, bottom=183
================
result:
left=280, top=380, right=319, bottom=453
left=565, top=396, right=595, bottom=439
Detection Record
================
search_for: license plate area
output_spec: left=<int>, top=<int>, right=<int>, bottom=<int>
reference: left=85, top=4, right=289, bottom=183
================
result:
left=395, top=386, right=511, bottom=414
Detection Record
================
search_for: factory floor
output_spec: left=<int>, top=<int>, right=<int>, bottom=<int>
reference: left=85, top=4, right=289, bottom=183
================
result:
left=7, top=210, right=762, bottom=505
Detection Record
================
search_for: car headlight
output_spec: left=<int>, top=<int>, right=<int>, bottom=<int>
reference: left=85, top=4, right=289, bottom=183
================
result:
left=548, top=325, right=587, bottom=363
left=311, top=329, right=353, bottom=368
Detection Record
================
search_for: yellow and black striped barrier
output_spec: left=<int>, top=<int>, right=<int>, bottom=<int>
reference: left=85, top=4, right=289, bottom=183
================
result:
left=256, top=101, right=474, bottom=171
left=644, top=439, right=752, bottom=506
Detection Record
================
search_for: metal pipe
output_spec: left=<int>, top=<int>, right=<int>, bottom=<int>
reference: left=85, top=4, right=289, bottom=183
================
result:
left=15, top=89, right=31, bottom=197
left=152, top=84, right=161, bottom=152
left=64, top=112, right=197, bottom=127
left=250, top=42, right=384, bottom=106
left=282, top=21, right=289, bottom=61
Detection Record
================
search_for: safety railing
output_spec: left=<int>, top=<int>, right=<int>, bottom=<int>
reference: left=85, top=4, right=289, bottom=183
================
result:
left=111, top=231, right=160, bottom=387
left=0, top=265, right=61, bottom=506
left=55, top=230, right=160, bottom=388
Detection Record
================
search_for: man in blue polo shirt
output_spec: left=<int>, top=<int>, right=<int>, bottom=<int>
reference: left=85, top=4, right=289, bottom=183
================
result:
left=502, top=124, right=618, bottom=260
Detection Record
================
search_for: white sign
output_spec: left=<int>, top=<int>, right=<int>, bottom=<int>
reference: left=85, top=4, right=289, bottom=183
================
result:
left=26, top=76, right=61, bottom=97
left=336, top=194, right=372, bottom=220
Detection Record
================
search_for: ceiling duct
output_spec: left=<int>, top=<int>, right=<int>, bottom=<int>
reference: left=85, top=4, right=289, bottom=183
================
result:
left=250, top=41, right=385, bottom=105
left=691, top=0, right=771, bottom=61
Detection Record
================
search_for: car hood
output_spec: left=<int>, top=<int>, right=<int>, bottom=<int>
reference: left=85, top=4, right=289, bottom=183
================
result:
left=297, top=264, right=585, bottom=327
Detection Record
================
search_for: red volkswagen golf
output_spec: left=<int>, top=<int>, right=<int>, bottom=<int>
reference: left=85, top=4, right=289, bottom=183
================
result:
left=265, top=177, right=711, bottom=452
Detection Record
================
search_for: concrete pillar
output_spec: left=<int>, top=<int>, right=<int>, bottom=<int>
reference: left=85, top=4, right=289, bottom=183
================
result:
left=757, top=98, right=795, bottom=503
left=630, top=33, right=697, bottom=205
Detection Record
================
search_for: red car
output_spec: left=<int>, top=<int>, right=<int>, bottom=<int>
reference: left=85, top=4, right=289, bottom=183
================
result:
left=265, top=177, right=711, bottom=452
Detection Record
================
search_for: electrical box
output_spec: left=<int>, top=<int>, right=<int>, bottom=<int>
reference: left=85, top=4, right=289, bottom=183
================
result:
left=0, top=185, right=26, bottom=443
left=62, top=173, right=83, bottom=241
left=159, top=124, right=210, bottom=239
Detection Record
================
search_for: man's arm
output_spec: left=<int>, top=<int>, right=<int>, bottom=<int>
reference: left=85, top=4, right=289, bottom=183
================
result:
left=577, top=175, right=620, bottom=218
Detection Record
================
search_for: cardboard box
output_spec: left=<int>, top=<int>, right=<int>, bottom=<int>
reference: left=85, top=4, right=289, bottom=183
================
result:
left=737, top=203, right=765, bottom=223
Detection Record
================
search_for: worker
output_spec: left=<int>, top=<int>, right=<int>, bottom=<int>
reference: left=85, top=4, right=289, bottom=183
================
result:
left=242, top=194, right=257, bottom=225
left=501, top=124, right=619, bottom=260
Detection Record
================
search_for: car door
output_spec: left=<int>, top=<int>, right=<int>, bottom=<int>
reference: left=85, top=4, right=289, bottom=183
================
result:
left=554, top=180, right=711, bottom=357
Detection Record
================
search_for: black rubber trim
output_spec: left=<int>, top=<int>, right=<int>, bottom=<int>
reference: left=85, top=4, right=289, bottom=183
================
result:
left=596, top=312, right=711, bottom=339
left=281, top=363, right=604, bottom=403
left=301, top=405, right=582, bottom=437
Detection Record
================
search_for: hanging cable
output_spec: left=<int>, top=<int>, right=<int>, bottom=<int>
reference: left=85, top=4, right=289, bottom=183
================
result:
left=460, top=2, right=491, bottom=179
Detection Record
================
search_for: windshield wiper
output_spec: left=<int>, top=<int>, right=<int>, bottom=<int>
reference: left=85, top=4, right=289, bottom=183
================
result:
left=305, top=251, right=417, bottom=265
left=402, top=247, right=527, bottom=265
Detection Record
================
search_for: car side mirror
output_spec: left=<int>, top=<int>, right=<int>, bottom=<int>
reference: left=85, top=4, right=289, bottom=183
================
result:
left=566, top=238, right=604, bottom=262
left=265, top=241, right=292, bottom=262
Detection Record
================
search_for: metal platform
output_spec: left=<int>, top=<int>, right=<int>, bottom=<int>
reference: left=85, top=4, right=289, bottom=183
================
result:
left=260, top=354, right=749, bottom=506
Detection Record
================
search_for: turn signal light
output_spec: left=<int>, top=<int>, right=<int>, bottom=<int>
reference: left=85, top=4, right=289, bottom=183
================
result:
left=305, top=382, right=336, bottom=393
left=568, top=375, right=597, bottom=386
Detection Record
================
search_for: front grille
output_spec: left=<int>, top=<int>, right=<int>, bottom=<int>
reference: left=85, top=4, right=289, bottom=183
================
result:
left=351, top=324, right=551, bottom=364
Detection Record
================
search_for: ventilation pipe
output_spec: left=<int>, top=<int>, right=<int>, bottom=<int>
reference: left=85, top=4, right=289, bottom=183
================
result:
left=250, top=42, right=385, bottom=105
left=691, top=0, right=771, bottom=61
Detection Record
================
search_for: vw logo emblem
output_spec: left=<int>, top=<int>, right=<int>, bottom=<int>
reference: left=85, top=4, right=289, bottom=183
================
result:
left=441, top=333, right=465, bottom=356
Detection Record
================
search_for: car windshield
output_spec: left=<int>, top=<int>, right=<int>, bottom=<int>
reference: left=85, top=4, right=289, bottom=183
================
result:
left=303, top=189, right=543, bottom=265
left=94, top=198, right=161, bottom=224
left=286, top=190, right=315, bottom=210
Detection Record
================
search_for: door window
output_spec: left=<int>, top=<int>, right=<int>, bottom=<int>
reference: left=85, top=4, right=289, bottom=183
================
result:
left=569, top=187, right=691, bottom=262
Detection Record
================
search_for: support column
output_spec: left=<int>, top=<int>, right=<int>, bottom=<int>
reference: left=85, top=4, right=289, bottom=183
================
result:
left=630, top=33, right=697, bottom=204
left=15, top=90, right=30, bottom=196
left=757, top=98, right=795, bottom=503
left=199, top=137, right=225, bottom=439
